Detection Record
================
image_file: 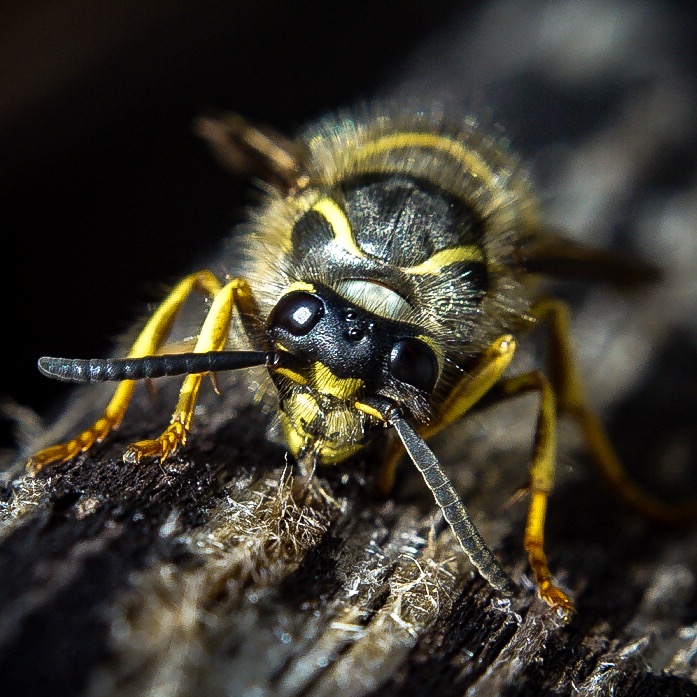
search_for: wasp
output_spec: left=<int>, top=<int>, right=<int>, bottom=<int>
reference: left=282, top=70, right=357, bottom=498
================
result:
left=26, top=104, right=690, bottom=618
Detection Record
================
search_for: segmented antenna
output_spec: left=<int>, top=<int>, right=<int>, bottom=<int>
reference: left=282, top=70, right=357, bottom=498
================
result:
left=390, top=415, right=515, bottom=595
left=38, top=351, right=273, bottom=383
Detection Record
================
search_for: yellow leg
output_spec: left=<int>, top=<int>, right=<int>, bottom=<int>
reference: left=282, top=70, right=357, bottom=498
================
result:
left=376, top=335, right=516, bottom=495
left=496, top=370, right=574, bottom=618
left=533, top=298, right=697, bottom=525
left=27, top=272, right=256, bottom=473
left=123, top=278, right=257, bottom=463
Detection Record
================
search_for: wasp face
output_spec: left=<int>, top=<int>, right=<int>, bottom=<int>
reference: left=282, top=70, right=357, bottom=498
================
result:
left=267, top=283, right=439, bottom=462
left=269, top=285, right=438, bottom=393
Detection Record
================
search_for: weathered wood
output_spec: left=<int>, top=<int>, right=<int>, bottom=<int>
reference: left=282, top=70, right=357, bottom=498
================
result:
left=2, top=343, right=697, bottom=697
left=3, top=2, right=697, bottom=696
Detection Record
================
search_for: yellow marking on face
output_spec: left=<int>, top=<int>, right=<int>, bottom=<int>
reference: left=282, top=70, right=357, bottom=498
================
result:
left=354, top=401, right=387, bottom=422
left=357, top=132, right=497, bottom=192
left=274, top=367, right=308, bottom=385
left=279, top=410, right=309, bottom=458
left=271, top=344, right=308, bottom=384
left=315, top=441, right=364, bottom=464
left=288, top=391, right=321, bottom=423
left=284, top=280, right=316, bottom=294
left=280, top=392, right=366, bottom=464
left=311, top=197, right=365, bottom=258
left=403, top=245, right=484, bottom=275
left=311, top=362, right=364, bottom=399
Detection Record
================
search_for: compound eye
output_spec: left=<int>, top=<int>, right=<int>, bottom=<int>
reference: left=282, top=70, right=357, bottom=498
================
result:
left=270, top=292, right=324, bottom=336
left=389, top=338, right=438, bottom=393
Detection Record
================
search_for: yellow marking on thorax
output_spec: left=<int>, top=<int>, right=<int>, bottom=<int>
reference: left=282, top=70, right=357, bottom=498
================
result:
left=356, top=132, right=497, bottom=192
left=311, top=362, right=364, bottom=399
left=403, top=245, right=484, bottom=275
left=312, top=184, right=484, bottom=281
left=311, top=198, right=364, bottom=258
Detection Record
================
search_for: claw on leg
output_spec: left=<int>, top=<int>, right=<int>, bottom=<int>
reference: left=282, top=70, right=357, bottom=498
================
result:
left=124, top=421, right=188, bottom=464
left=27, top=384, right=136, bottom=474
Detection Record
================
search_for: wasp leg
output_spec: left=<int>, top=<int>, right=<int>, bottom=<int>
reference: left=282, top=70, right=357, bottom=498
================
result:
left=124, top=278, right=260, bottom=463
left=533, top=297, right=697, bottom=525
left=376, top=334, right=517, bottom=495
left=494, top=370, right=574, bottom=618
left=28, top=271, right=227, bottom=474
left=377, top=333, right=574, bottom=616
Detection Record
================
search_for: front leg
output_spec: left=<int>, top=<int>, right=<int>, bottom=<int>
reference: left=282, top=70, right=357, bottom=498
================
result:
left=124, top=278, right=259, bottom=463
left=376, top=334, right=517, bottom=495
left=27, top=271, right=223, bottom=474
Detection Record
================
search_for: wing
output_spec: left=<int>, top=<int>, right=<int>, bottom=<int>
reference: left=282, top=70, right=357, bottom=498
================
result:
left=192, top=110, right=310, bottom=194
left=514, top=227, right=662, bottom=291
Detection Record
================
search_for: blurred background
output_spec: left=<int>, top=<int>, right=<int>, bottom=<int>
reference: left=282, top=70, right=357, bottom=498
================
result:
left=1, top=0, right=696, bottom=465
